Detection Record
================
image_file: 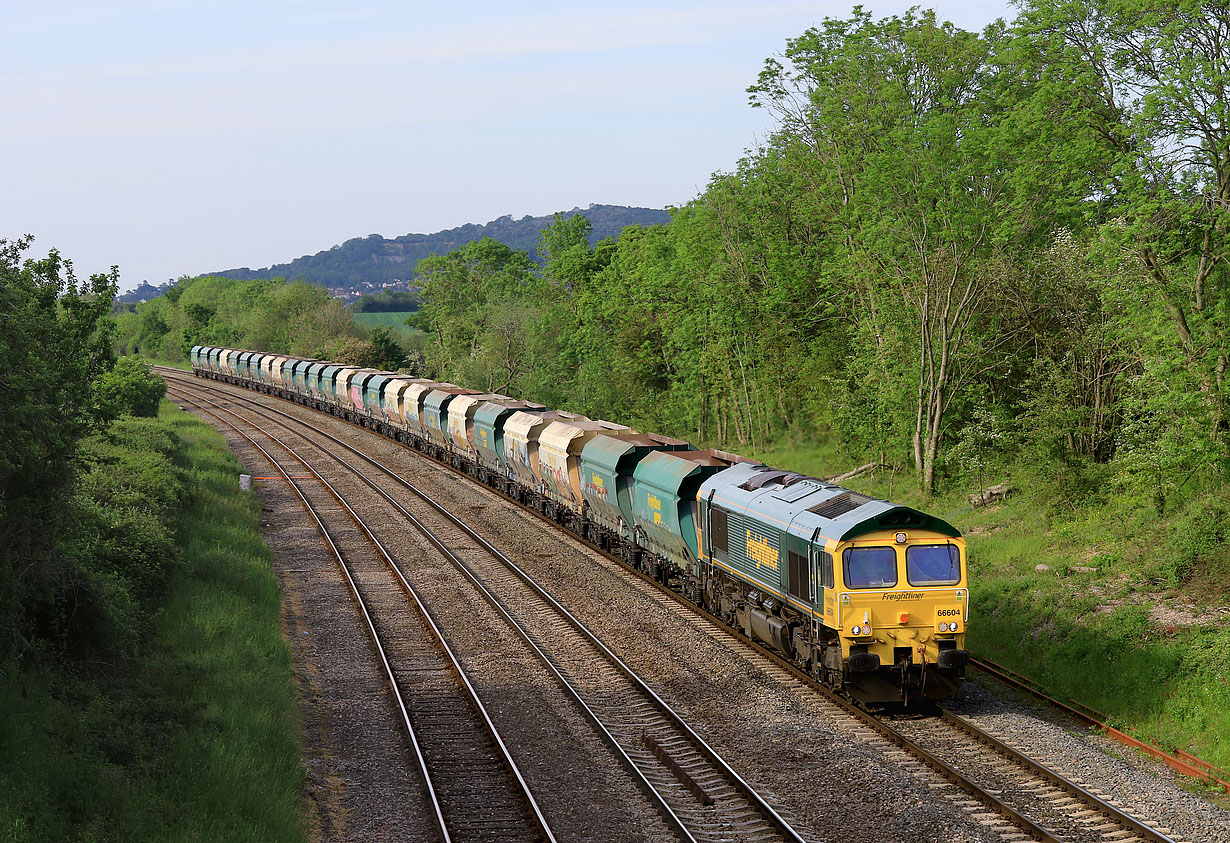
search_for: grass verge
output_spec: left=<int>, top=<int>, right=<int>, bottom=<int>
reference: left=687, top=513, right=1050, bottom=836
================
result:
left=0, top=401, right=304, bottom=842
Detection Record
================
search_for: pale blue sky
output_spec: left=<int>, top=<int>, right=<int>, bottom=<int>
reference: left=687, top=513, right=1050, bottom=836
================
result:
left=3, top=1, right=1014, bottom=292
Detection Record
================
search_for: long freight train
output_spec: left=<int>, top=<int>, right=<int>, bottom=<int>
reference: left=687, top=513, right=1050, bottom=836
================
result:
left=189, top=345, right=969, bottom=704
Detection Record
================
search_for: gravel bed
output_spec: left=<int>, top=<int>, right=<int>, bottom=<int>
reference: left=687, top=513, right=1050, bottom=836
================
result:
left=206, top=419, right=437, bottom=842
left=185, top=380, right=1230, bottom=842
left=189, top=388, right=680, bottom=841
left=946, top=678, right=1230, bottom=843
left=307, top=437, right=679, bottom=841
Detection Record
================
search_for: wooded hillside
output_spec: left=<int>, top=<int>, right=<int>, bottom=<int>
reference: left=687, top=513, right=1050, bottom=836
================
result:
left=203, top=204, right=669, bottom=291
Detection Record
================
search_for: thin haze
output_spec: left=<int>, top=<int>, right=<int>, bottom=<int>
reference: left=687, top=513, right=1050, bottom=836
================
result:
left=3, top=1, right=1012, bottom=292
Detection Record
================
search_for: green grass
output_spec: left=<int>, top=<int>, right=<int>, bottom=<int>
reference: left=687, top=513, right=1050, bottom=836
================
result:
left=352, top=310, right=419, bottom=338
left=131, top=353, right=189, bottom=370
left=0, top=402, right=305, bottom=842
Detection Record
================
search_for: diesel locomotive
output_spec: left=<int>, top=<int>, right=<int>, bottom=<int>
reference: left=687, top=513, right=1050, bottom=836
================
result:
left=189, top=345, right=969, bottom=704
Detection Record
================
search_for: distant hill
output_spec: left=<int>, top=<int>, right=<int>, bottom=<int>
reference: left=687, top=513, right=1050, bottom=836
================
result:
left=204, top=204, right=670, bottom=292
left=116, top=280, right=175, bottom=304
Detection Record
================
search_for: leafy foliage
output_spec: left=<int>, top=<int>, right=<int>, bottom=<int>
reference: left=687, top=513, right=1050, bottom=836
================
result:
left=0, top=237, right=118, bottom=661
left=115, top=275, right=360, bottom=361
left=400, top=2, right=1228, bottom=512
left=94, top=356, right=168, bottom=420
left=0, top=406, right=304, bottom=842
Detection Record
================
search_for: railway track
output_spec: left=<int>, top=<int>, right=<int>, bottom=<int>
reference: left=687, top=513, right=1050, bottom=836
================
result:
left=163, top=369, right=1193, bottom=843
left=167, top=379, right=806, bottom=843
left=969, top=656, right=1230, bottom=793
left=170, top=390, right=554, bottom=843
left=884, top=709, right=1184, bottom=843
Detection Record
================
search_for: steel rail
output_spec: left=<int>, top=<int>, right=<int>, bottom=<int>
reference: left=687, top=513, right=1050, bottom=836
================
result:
left=938, top=709, right=1178, bottom=843
left=167, top=375, right=805, bottom=843
left=169, top=389, right=556, bottom=843
left=970, top=656, right=1230, bottom=792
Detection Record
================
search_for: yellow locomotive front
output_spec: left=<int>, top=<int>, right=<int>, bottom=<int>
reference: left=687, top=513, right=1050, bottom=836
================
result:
left=831, top=528, right=968, bottom=704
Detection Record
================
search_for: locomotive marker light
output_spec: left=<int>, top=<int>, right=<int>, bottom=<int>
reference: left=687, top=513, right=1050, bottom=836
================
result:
left=895, top=531, right=908, bottom=544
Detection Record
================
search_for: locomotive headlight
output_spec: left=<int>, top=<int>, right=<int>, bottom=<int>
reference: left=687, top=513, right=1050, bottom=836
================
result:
left=939, top=622, right=950, bottom=632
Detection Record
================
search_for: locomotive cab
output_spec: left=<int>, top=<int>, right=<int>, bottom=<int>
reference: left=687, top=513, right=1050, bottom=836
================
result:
left=832, top=529, right=968, bottom=704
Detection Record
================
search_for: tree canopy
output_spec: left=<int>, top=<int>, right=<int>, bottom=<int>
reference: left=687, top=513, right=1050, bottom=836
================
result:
left=405, top=1, right=1229, bottom=506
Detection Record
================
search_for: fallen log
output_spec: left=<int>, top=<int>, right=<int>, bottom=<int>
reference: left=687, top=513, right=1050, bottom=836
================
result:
left=824, top=462, right=886, bottom=483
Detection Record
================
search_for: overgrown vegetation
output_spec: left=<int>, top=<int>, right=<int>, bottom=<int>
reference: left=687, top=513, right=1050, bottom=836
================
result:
left=0, top=402, right=304, bottom=842
left=0, top=239, right=302, bottom=839
left=404, top=3, right=1229, bottom=506
left=113, top=274, right=415, bottom=371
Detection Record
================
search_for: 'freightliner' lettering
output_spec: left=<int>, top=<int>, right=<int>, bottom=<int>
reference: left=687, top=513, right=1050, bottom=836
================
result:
left=882, top=592, right=924, bottom=601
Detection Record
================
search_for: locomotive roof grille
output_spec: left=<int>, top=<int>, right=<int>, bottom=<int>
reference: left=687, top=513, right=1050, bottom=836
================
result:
left=808, top=491, right=874, bottom=520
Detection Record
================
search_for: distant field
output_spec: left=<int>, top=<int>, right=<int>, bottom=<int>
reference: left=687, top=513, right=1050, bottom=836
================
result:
left=352, top=311, right=418, bottom=338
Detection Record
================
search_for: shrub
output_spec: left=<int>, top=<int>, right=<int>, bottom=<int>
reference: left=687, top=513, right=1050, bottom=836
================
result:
left=94, top=357, right=166, bottom=420
left=51, top=416, right=184, bottom=658
left=1152, top=497, right=1230, bottom=588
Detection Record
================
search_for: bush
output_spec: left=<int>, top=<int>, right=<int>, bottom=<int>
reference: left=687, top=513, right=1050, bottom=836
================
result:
left=1152, top=497, right=1230, bottom=588
left=94, top=357, right=166, bottom=420
left=52, top=415, right=184, bottom=658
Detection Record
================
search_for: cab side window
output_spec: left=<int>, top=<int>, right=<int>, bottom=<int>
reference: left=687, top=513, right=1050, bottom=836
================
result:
left=819, top=550, right=834, bottom=589
left=710, top=506, right=729, bottom=555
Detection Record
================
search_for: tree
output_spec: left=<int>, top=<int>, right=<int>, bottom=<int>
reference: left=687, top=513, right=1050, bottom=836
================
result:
left=1018, top=0, right=1230, bottom=474
left=749, top=10, right=1020, bottom=493
left=366, top=326, right=407, bottom=371
left=0, top=237, right=117, bottom=660
left=94, top=357, right=167, bottom=420
left=413, top=237, right=539, bottom=380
